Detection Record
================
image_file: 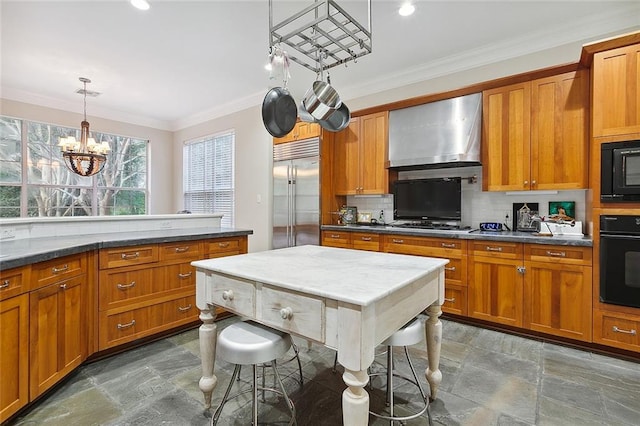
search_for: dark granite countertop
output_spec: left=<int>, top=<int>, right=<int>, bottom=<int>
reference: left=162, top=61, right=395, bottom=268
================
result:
left=0, top=227, right=253, bottom=270
left=321, top=224, right=593, bottom=247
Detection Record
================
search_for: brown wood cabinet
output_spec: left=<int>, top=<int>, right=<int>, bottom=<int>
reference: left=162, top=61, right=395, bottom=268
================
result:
left=592, top=43, right=640, bottom=138
left=483, top=70, right=589, bottom=191
left=468, top=241, right=524, bottom=327
left=29, top=266, right=87, bottom=398
left=523, top=245, right=592, bottom=341
left=593, top=309, right=640, bottom=352
left=273, top=121, right=321, bottom=144
left=321, top=230, right=352, bottom=248
left=0, top=293, right=29, bottom=423
left=382, top=235, right=468, bottom=316
left=333, top=111, right=389, bottom=195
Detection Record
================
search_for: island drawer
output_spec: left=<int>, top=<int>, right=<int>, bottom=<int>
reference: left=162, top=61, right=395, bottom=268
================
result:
left=99, top=245, right=159, bottom=269
left=260, top=286, right=324, bottom=343
left=208, top=273, right=255, bottom=318
left=205, top=237, right=244, bottom=258
left=524, top=244, right=592, bottom=266
left=159, top=241, right=203, bottom=263
left=0, top=266, right=30, bottom=301
left=99, top=293, right=198, bottom=350
left=31, top=253, right=86, bottom=290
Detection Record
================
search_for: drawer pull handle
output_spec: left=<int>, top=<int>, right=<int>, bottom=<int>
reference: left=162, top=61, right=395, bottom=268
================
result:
left=117, top=281, right=136, bottom=290
left=117, top=320, right=136, bottom=330
left=444, top=297, right=456, bottom=303
left=121, top=252, right=140, bottom=260
left=178, top=304, right=193, bottom=312
left=174, top=246, right=190, bottom=253
left=441, top=243, right=456, bottom=248
left=444, top=266, right=456, bottom=272
left=361, top=237, right=372, bottom=241
left=486, top=246, right=503, bottom=252
left=0, top=280, right=10, bottom=289
left=330, top=234, right=341, bottom=238
left=392, top=239, right=404, bottom=244
left=60, top=283, right=67, bottom=290
left=546, top=251, right=566, bottom=257
left=222, top=290, right=234, bottom=301
left=52, top=264, right=69, bottom=274
left=613, top=326, right=637, bottom=335
left=218, top=242, right=230, bottom=248
left=280, top=307, right=293, bottom=320
left=178, top=272, right=193, bottom=279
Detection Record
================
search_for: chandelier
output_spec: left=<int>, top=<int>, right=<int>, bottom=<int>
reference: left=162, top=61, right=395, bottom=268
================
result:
left=58, top=77, right=110, bottom=177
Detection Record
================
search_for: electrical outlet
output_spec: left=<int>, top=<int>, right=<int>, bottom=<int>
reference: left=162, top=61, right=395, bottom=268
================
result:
left=159, top=221, right=172, bottom=229
left=0, top=227, right=16, bottom=239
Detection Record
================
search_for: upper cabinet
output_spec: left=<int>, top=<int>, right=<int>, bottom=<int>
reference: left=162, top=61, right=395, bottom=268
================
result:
left=333, top=111, right=389, bottom=195
left=592, top=43, right=640, bottom=138
left=273, top=121, right=321, bottom=144
left=482, top=70, right=589, bottom=191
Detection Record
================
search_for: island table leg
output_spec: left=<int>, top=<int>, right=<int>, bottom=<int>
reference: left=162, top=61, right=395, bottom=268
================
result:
left=342, top=369, right=370, bottom=425
left=199, top=304, right=218, bottom=410
left=425, top=303, right=443, bottom=400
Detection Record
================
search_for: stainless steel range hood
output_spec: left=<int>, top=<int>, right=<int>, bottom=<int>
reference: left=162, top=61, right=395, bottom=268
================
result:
left=388, top=92, right=482, bottom=170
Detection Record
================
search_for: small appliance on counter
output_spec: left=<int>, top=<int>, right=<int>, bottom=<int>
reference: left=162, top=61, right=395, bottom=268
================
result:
left=479, top=222, right=505, bottom=232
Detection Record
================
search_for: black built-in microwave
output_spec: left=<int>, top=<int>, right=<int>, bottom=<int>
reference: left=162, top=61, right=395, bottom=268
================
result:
left=601, top=140, right=640, bottom=202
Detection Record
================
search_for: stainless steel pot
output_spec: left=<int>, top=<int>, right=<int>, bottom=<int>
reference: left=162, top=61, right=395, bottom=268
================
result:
left=318, top=102, right=350, bottom=132
left=302, top=80, right=341, bottom=121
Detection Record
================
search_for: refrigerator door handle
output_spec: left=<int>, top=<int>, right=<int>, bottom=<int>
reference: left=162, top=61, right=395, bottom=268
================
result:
left=292, top=165, right=297, bottom=246
left=287, top=164, right=292, bottom=247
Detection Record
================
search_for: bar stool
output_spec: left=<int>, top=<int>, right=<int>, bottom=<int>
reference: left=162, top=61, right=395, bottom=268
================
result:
left=369, top=316, right=432, bottom=426
left=211, top=321, right=297, bottom=426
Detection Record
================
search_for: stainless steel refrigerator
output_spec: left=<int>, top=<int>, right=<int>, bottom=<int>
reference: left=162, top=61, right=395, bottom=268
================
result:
left=272, top=138, right=320, bottom=249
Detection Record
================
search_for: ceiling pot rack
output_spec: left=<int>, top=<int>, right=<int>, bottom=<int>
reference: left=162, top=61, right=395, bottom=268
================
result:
left=268, top=0, right=372, bottom=73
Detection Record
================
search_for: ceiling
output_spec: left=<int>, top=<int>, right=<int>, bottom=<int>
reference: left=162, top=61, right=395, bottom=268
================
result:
left=2, top=1, right=639, bottom=131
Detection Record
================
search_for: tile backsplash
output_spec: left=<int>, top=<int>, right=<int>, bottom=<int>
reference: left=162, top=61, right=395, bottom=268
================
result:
left=346, top=166, right=588, bottom=232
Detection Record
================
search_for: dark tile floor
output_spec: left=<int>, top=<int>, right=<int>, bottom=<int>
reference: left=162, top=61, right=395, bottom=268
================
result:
left=8, top=317, right=640, bottom=426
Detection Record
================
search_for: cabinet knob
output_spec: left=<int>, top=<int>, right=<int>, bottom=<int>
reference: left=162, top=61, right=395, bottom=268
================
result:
left=445, top=266, right=456, bottom=272
left=178, top=272, right=193, bottom=279
left=117, top=281, right=136, bottom=290
left=117, top=320, right=136, bottom=330
left=59, top=283, right=67, bottom=290
left=0, top=280, right=9, bottom=289
left=222, top=290, right=234, bottom=301
left=517, top=266, right=526, bottom=274
left=52, top=264, right=69, bottom=274
left=280, top=307, right=293, bottom=320
left=531, top=180, right=536, bottom=185
left=444, top=297, right=456, bottom=303
left=178, top=304, right=193, bottom=312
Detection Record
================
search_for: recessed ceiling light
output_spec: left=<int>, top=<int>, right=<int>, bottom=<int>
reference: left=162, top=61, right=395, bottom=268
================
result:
left=399, top=2, right=415, bottom=17
left=130, top=0, right=150, bottom=11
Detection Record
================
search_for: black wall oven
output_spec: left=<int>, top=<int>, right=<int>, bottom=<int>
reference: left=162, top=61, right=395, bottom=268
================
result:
left=600, top=215, right=640, bottom=308
left=601, top=140, right=640, bottom=202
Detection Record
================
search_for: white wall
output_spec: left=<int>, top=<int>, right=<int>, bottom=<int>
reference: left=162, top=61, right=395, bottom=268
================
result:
left=172, top=106, right=272, bottom=253
left=0, top=99, right=175, bottom=214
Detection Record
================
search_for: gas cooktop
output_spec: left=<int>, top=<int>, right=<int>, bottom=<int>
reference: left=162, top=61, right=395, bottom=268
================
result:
left=391, top=223, right=471, bottom=231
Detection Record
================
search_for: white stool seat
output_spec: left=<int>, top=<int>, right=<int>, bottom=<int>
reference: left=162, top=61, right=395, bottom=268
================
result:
left=217, top=321, right=292, bottom=365
left=382, top=316, right=424, bottom=347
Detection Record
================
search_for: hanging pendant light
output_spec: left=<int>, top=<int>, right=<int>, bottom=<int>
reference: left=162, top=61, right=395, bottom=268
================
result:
left=58, top=77, right=110, bottom=177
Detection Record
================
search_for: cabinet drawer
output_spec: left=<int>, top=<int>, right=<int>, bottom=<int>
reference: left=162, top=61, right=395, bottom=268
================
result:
left=593, top=310, right=640, bottom=352
left=383, top=235, right=465, bottom=257
left=31, top=253, right=86, bottom=290
left=442, top=284, right=467, bottom=316
left=209, top=274, right=255, bottom=318
left=159, top=241, right=203, bottom=263
left=260, top=286, right=324, bottom=343
left=99, top=293, right=198, bottom=350
left=471, top=241, right=522, bottom=259
left=321, top=231, right=351, bottom=248
left=351, top=232, right=380, bottom=251
left=444, top=258, right=465, bottom=285
left=99, top=245, right=158, bottom=269
left=524, top=245, right=592, bottom=266
left=206, top=238, right=243, bottom=257
left=0, top=266, right=29, bottom=301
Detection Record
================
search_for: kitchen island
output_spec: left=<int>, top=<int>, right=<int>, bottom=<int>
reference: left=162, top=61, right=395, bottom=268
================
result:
left=193, top=244, right=448, bottom=426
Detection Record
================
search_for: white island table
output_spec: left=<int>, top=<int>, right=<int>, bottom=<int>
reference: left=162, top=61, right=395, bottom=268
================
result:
left=192, top=245, right=448, bottom=425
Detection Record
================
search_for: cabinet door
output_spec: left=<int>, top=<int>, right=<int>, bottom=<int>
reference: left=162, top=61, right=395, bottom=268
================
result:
left=0, top=294, right=29, bottom=423
left=592, top=43, right=640, bottom=138
left=468, top=255, right=523, bottom=327
left=531, top=70, right=589, bottom=190
left=333, top=118, right=360, bottom=195
left=30, top=276, right=86, bottom=398
left=359, top=111, right=389, bottom=195
left=524, top=261, right=592, bottom=341
left=482, top=82, right=531, bottom=191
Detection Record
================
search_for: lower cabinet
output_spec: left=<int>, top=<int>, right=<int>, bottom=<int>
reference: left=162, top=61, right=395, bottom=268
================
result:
left=0, top=293, right=29, bottom=423
left=29, top=272, right=87, bottom=398
left=468, top=242, right=524, bottom=327
left=593, top=309, right=640, bottom=352
left=321, top=230, right=352, bottom=248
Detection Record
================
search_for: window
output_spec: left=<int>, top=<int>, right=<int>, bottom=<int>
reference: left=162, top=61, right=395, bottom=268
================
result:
left=183, top=131, right=235, bottom=227
left=0, top=116, right=148, bottom=217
